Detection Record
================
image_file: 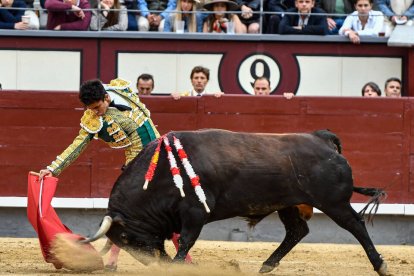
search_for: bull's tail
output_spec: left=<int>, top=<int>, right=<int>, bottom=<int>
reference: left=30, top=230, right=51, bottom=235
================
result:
left=353, top=186, right=387, bottom=224
left=312, top=129, right=342, bottom=153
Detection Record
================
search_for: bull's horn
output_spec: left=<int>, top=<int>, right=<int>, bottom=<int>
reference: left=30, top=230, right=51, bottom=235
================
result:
left=79, top=216, right=113, bottom=244
left=99, top=239, right=113, bottom=256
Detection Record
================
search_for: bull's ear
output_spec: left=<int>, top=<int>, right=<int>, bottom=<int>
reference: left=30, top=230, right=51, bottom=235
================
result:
left=113, top=214, right=126, bottom=227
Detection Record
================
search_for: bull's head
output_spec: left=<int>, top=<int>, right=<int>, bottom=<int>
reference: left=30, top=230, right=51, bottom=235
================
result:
left=81, top=215, right=171, bottom=265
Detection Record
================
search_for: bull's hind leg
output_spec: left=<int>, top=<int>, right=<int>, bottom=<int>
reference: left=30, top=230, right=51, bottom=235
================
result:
left=321, top=203, right=387, bottom=276
left=260, top=206, right=309, bottom=273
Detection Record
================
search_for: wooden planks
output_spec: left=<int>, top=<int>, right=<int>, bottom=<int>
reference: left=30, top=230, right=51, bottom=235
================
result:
left=1, top=92, right=413, bottom=202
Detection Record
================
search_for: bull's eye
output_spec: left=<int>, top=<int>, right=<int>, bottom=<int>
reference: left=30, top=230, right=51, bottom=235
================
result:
left=120, top=232, right=129, bottom=244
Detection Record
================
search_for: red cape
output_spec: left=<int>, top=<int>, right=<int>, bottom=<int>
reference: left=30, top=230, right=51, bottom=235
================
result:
left=27, top=172, right=71, bottom=268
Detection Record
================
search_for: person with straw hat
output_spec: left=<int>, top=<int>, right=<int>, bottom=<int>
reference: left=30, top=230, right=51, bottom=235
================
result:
left=202, top=0, right=247, bottom=33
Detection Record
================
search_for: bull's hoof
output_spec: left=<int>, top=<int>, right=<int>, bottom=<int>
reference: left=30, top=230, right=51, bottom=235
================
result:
left=376, top=261, right=388, bottom=276
left=104, top=264, right=117, bottom=272
left=259, top=262, right=279, bottom=273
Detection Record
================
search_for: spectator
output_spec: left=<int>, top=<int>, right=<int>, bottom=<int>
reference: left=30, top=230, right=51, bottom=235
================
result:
left=375, top=0, right=414, bottom=32
left=253, top=77, right=295, bottom=98
left=203, top=0, right=247, bottom=33
left=45, top=0, right=92, bottom=30
left=171, top=65, right=224, bottom=99
left=279, top=0, right=329, bottom=35
left=317, top=0, right=355, bottom=34
left=236, top=0, right=261, bottom=33
left=164, top=0, right=203, bottom=32
left=137, top=0, right=176, bottom=31
left=384, top=77, right=402, bottom=97
left=265, top=0, right=295, bottom=34
left=361, top=82, right=382, bottom=97
left=123, top=0, right=139, bottom=30
left=90, top=0, right=128, bottom=31
left=338, top=0, right=384, bottom=44
left=0, top=0, right=36, bottom=30
left=136, top=73, right=154, bottom=95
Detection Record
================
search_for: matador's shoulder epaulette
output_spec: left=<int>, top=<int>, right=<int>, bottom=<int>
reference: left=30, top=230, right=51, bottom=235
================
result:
left=80, top=109, right=103, bottom=134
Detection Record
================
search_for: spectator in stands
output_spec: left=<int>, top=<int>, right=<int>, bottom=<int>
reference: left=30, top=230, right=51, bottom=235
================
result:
left=265, top=0, right=295, bottom=34
left=164, top=0, right=203, bottom=32
left=136, top=73, right=155, bottom=95
left=384, top=77, right=402, bottom=97
left=137, top=0, right=176, bottom=31
left=361, top=82, right=382, bottom=96
left=278, top=0, right=329, bottom=34
left=375, top=0, right=414, bottom=32
left=338, top=0, right=384, bottom=43
left=0, top=0, right=38, bottom=30
left=123, top=0, right=139, bottom=30
left=90, top=0, right=128, bottom=31
left=253, top=77, right=295, bottom=98
left=317, top=0, right=355, bottom=34
left=203, top=0, right=247, bottom=33
left=236, top=0, right=261, bottom=33
left=171, top=65, right=224, bottom=99
left=45, top=0, right=92, bottom=30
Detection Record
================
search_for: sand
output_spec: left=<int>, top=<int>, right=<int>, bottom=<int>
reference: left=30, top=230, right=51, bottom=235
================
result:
left=0, top=237, right=412, bottom=275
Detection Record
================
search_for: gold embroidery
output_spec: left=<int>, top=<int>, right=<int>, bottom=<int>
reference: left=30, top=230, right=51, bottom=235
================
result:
left=107, top=123, right=120, bottom=135
left=108, top=138, right=132, bottom=149
left=80, top=110, right=103, bottom=133
left=113, top=130, right=127, bottom=142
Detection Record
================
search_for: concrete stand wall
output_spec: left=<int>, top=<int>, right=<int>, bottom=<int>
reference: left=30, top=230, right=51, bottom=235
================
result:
left=2, top=208, right=413, bottom=245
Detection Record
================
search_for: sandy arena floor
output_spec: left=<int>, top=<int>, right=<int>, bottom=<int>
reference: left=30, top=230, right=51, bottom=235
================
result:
left=0, top=238, right=412, bottom=275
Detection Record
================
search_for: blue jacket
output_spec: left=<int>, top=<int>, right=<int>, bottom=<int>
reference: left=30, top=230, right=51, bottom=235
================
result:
left=375, top=0, right=414, bottom=19
left=0, top=0, right=26, bottom=29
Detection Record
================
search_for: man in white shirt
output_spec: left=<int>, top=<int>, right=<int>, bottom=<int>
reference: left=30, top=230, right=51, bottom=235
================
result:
left=171, top=66, right=224, bottom=99
left=339, top=0, right=384, bottom=43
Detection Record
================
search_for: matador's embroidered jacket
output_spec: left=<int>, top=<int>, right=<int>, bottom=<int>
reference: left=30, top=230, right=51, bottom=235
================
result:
left=47, top=79, right=160, bottom=176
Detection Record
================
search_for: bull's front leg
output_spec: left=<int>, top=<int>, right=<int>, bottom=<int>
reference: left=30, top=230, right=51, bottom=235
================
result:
left=172, top=207, right=207, bottom=262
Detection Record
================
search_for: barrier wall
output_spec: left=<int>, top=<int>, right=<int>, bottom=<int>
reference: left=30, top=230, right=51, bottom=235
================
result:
left=1, top=91, right=413, bottom=205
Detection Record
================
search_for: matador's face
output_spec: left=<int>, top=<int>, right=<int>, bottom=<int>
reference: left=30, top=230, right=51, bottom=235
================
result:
left=87, top=94, right=111, bottom=116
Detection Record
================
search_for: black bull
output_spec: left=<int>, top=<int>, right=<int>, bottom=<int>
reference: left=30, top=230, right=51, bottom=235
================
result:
left=87, top=129, right=387, bottom=275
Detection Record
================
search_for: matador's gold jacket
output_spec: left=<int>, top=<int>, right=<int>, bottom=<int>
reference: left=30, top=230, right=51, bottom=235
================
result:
left=47, top=79, right=160, bottom=176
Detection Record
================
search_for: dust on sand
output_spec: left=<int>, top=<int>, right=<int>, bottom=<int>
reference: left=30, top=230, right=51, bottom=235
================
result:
left=0, top=238, right=413, bottom=275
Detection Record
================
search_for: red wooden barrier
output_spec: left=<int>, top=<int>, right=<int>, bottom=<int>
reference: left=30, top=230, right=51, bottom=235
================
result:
left=0, top=91, right=412, bottom=203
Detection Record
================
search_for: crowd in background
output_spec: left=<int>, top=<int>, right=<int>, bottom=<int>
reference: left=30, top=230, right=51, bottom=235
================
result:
left=134, top=66, right=402, bottom=97
left=1, top=0, right=413, bottom=39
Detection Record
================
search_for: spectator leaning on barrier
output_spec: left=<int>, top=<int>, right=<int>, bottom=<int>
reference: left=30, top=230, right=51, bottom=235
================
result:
left=317, top=0, right=355, bottom=34
left=137, top=0, right=177, bottom=31
left=375, top=0, right=414, bottom=32
left=339, top=0, right=384, bottom=44
left=45, top=0, right=92, bottom=30
left=253, top=77, right=295, bottom=98
left=203, top=0, right=247, bottom=33
left=0, top=0, right=28, bottom=30
left=361, top=81, right=382, bottom=97
left=164, top=0, right=203, bottom=32
left=279, top=0, right=329, bottom=34
left=171, top=65, right=224, bottom=99
left=265, top=0, right=295, bottom=34
left=384, top=77, right=402, bottom=97
left=90, top=0, right=128, bottom=30
left=136, top=73, right=155, bottom=95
